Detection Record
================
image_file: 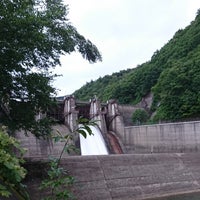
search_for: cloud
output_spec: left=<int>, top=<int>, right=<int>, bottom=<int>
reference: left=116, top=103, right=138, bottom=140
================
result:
left=54, top=0, right=200, bottom=96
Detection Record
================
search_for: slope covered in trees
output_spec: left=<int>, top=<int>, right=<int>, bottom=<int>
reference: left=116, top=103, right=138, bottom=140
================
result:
left=74, top=10, right=200, bottom=121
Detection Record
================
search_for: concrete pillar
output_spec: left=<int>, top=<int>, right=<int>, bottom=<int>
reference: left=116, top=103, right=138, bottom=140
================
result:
left=107, top=100, right=125, bottom=142
left=64, top=95, right=78, bottom=132
left=89, top=98, right=107, bottom=134
left=88, top=97, right=111, bottom=152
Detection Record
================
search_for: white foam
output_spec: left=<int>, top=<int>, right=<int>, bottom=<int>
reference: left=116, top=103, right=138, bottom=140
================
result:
left=80, top=126, right=108, bottom=155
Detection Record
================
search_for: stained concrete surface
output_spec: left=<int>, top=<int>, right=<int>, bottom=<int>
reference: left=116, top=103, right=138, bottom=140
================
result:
left=20, top=153, right=200, bottom=200
left=15, top=124, right=73, bottom=158
left=124, top=121, right=200, bottom=154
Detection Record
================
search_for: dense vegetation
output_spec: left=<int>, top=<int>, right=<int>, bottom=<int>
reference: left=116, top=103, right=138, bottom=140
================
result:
left=0, top=126, right=28, bottom=199
left=73, top=69, right=132, bottom=102
left=74, top=9, right=200, bottom=122
left=131, top=109, right=149, bottom=125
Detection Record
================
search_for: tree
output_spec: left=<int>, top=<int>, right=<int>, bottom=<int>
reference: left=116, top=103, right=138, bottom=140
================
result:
left=0, top=126, right=29, bottom=199
left=131, top=109, right=149, bottom=125
left=0, top=0, right=102, bottom=135
left=152, top=56, right=200, bottom=121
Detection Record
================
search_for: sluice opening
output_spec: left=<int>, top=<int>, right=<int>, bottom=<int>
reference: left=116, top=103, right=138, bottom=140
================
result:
left=76, top=101, right=90, bottom=119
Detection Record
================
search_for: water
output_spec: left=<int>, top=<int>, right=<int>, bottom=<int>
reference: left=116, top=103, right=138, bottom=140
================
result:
left=80, top=126, right=109, bottom=155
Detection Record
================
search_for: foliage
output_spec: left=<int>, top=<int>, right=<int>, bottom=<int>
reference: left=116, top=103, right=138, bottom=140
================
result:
left=73, top=69, right=132, bottom=102
left=0, top=126, right=29, bottom=199
left=40, top=118, right=96, bottom=200
left=40, top=156, right=75, bottom=200
left=0, top=0, right=101, bottom=135
left=74, top=10, right=200, bottom=121
left=131, top=109, right=149, bottom=125
left=152, top=49, right=200, bottom=121
left=77, top=116, right=97, bottom=138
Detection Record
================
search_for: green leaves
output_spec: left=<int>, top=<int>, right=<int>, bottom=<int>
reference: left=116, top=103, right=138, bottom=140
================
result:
left=0, top=0, right=101, bottom=136
left=153, top=48, right=200, bottom=121
left=0, top=126, right=29, bottom=200
left=0, top=184, right=11, bottom=198
left=40, top=157, right=75, bottom=200
left=132, top=109, right=149, bottom=125
left=77, top=117, right=97, bottom=138
left=73, top=69, right=132, bottom=102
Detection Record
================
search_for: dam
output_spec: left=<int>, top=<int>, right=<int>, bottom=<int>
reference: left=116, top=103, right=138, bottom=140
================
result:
left=13, top=95, right=200, bottom=200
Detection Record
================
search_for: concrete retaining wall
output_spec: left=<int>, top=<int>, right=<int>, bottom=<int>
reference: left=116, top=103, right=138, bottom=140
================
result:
left=124, top=121, right=200, bottom=153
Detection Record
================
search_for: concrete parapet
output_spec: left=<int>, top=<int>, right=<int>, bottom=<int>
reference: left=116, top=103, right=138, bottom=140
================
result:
left=107, top=100, right=125, bottom=143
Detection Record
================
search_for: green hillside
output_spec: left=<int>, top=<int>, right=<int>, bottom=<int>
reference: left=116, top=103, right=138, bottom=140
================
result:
left=73, top=10, right=200, bottom=122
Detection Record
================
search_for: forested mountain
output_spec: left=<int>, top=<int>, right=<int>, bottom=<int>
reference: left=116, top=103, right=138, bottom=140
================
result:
left=73, top=10, right=200, bottom=122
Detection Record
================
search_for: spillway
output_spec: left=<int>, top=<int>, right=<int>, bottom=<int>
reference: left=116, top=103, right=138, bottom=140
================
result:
left=80, top=126, right=109, bottom=155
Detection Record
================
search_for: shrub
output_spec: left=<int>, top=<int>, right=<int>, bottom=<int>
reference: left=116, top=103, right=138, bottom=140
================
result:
left=132, top=109, right=149, bottom=125
left=0, top=126, right=29, bottom=199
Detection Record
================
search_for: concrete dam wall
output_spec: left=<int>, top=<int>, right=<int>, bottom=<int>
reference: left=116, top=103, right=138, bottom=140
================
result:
left=15, top=124, right=72, bottom=158
left=124, top=121, right=200, bottom=154
left=107, top=100, right=200, bottom=154
left=19, top=153, right=200, bottom=200
left=9, top=97, right=200, bottom=199
left=14, top=96, right=200, bottom=156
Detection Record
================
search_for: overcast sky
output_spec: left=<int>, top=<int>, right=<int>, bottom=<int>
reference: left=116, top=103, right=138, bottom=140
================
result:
left=53, top=0, right=200, bottom=96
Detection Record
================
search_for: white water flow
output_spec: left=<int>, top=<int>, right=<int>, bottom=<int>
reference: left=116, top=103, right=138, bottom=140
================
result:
left=80, top=125, right=109, bottom=155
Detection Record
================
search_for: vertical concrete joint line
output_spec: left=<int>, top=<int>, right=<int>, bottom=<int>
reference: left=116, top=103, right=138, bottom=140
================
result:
left=97, top=156, right=113, bottom=199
